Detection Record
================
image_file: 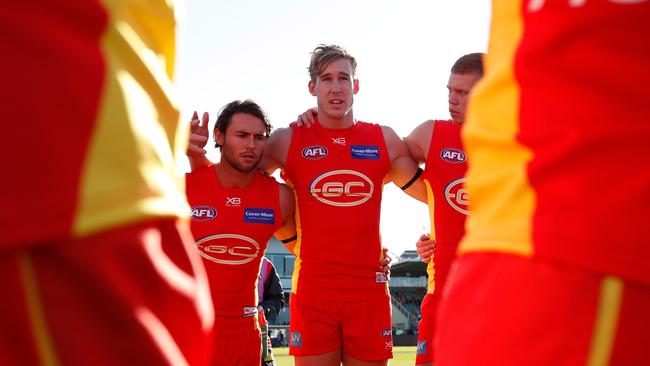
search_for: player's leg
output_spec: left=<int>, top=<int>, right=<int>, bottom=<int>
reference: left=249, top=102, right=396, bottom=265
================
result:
left=6, top=219, right=213, bottom=365
left=340, top=295, right=392, bottom=366
left=289, top=293, right=342, bottom=366
left=415, top=293, right=436, bottom=366
left=295, top=349, right=342, bottom=366
left=341, top=354, right=387, bottom=366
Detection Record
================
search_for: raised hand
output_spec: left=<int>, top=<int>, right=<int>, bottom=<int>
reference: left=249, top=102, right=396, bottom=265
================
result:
left=187, top=111, right=210, bottom=157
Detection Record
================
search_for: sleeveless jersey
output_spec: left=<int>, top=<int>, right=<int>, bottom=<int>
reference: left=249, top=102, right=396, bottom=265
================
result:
left=422, top=120, right=468, bottom=293
left=2, top=0, right=187, bottom=247
left=461, top=0, right=650, bottom=284
left=186, top=166, right=282, bottom=335
left=284, top=120, right=391, bottom=300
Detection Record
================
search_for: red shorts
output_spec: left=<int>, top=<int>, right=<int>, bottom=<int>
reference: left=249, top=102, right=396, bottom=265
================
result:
left=436, top=253, right=650, bottom=366
left=213, top=330, right=261, bottom=366
left=0, top=219, right=214, bottom=366
left=289, top=293, right=393, bottom=361
left=415, top=293, right=438, bottom=365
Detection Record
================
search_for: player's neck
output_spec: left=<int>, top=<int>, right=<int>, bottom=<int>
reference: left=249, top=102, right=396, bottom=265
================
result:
left=317, top=111, right=355, bottom=129
left=214, top=163, right=255, bottom=189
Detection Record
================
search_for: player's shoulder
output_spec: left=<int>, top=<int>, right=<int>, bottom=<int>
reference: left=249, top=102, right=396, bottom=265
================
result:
left=269, top=126, right=293, bottom=143
left=378, top=124, right=400, bottom=144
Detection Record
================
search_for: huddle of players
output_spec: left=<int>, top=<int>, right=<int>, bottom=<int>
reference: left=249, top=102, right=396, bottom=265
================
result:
left=188, top=2, right=650, bottom=361
left=8, top=1, right=646, bottom=365
left=185, top=42, right=483, bottom=365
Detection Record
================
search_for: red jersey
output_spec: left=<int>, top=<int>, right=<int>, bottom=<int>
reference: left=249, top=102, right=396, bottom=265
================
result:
left=186, top=166, right=282, bottom=335
left=422, top=120, right=468, bottom=293
left=461, top=0, right=650, bottom=283
left=1, top=0, right=187, bottom=248
left=284, top=121, right=390, bottom=300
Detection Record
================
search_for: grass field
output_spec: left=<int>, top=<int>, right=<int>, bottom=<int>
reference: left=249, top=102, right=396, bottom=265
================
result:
left=273, top=346, right=417, bottom=366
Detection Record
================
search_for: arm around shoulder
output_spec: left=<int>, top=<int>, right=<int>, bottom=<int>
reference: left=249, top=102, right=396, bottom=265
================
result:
left=259, top=127, right=293, bottom=175
left=381, top=126, right=428, bottom=203
left=403, top=120, right=434, bottom=165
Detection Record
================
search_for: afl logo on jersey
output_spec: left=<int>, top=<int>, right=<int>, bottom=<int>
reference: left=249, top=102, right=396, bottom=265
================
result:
left=444, top=178, right=469, bottom=215
left=440, top=148, right=466, bottom=164
left=302, top=145, right=328, bottom=160
left=191, top=206, right=217, bottom=221
left=310, top=169, right=374, bottom=207
left=195, top=234, right=260, bottom=265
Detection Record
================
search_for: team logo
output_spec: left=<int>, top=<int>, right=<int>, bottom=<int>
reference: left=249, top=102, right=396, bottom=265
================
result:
left=444, top=178, right=469, bottom=215
left=350, top=145, right=380, bottom=160
left=302, top=145, right=328, bottom=160
left=310, top=170, right=374, bottom=207
left=226, top=197, right=241, bottom=207
left=195, top=234, right=260, bottom=265
left=381, top=329, right=392, bottom=338
left=376, top=272, right=389, bottom=284
left=331, top=137, right=346, bottom=145
left=242, top=306, right=258, bottom=318
left=244, top=208, right=275, bottom=224
left=290, top=332, right=302, bottom=347
left=416, top=340, right=427, bottom=355
left=191, top=206, right=217, bottom=221
left=440, top=148, right=466, bottom=164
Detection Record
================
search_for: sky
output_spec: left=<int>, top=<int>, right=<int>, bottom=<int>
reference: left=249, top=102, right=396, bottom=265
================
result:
left=174, top=0, right=492, bottom=260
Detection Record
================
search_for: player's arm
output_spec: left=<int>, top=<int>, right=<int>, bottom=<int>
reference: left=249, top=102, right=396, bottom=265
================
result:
left=186, top=111, right=214, bottom=170
left=403, top=120, right=434, bottom=165
left=259, top=127, right=293, bottom=175
left=381, top=126, right=428, bottom=203
left=273, top=183, right=297, bottom=255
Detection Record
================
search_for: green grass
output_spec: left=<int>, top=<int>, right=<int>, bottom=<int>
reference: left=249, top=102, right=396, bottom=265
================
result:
left=273, top=346, right=417, bottom=366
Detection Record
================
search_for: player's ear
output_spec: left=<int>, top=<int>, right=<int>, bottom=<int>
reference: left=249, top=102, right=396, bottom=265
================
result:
left=353, top=79, right=359, bottom=94
left=215, top=129, right=225, bottom=147
left=308, top=80, right=316, bottom=96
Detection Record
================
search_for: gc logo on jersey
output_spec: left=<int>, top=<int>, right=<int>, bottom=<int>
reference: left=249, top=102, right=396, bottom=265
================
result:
left=302, top=145, right=328, bottom=160
left=444, top=178, right=469, bottom=215
left=440, top=148, right=466, bottom=164
left=310, top=170, right=374, bottom=207
left=191, top=206, right=217, bottom=221
left=195, top=234, right=260, bottom=265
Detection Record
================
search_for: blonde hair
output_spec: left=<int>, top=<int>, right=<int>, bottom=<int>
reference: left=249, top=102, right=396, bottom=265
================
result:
left=308, top=44, right=357, bottom=82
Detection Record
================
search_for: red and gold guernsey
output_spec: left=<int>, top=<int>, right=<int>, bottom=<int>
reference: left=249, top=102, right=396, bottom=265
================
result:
left=2, top=0, right=188, bottom=247
left=284, top=120, right=391, bottom=300
left=462, top=0, right=650, bottom=283
left=422, top=120, right=468, bottom=294
left=186, top=166, right=282, bottom=335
